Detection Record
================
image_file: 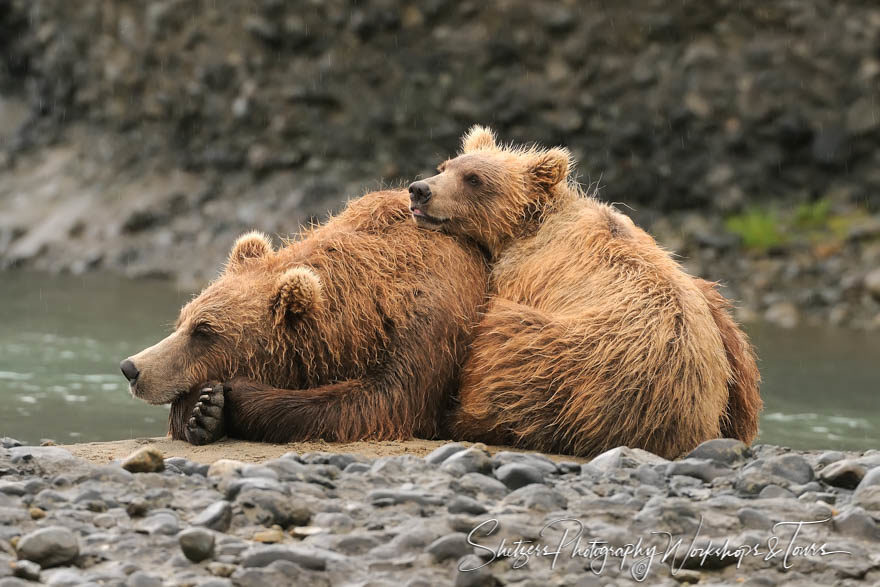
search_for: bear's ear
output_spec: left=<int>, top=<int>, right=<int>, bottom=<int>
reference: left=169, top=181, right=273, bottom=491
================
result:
left=461, top=125, right=498, bottom=153
left=527, top=147, right=572, bottom=191
left=227, top=231, right=272, bottom=272
left=274, top=266, right=322, bottom=325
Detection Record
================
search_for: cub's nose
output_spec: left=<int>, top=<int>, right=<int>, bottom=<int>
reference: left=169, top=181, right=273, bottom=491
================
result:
left=408, top=181, right=432, bottom=206
left=120, top=359, right=140, bottom=383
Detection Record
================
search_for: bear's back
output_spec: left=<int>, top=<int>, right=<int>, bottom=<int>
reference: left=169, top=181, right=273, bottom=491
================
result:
left=273, top=189, right=488, bottom=385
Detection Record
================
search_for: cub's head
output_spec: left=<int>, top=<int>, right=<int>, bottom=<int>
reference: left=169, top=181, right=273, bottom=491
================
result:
left=408, top=125, right=573, bottom=256
left=119, top=231, right=322, bottom=404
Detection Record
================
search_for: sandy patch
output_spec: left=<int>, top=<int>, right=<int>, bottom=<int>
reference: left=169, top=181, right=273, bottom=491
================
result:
left=62, top=437, right=588, bottom=465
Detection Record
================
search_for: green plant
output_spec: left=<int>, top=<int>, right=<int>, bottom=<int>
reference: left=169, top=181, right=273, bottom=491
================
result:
left=793, top=198, right=832, bottom=230
left=724, top=208, right=785, bottom=251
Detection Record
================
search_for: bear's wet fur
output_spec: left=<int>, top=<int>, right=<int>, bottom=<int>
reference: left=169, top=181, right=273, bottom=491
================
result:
left=126, top=190, right=488, bottom=444
left=412, top=126, right=761, bottom=459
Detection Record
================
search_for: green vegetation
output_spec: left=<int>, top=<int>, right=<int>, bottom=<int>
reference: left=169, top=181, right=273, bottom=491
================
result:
left=793, top=198, right=832, bottom=230
left=724, top=207, right=786, bottom=251
left=725, top=197, right=875, bottom=252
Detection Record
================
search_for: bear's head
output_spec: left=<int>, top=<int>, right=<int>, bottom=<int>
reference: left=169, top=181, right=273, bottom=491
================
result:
left=119, top=231, right=322, bottom=404
left=408, top=125, right=573, bottom=257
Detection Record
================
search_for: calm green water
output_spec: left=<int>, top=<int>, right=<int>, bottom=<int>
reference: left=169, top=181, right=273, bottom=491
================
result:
left=0, top=272, right=877, bottom=450
left=0, top=272, right=187, bottom=443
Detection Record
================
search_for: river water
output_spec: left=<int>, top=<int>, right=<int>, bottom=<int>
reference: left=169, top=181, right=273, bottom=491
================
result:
left=0, top=272, right=877, bottom=450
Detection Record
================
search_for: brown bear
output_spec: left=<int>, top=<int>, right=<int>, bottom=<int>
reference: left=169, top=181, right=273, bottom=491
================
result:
left=120, top=189, right=488, bottom=445
left=407, top=126, right=762, bottom=459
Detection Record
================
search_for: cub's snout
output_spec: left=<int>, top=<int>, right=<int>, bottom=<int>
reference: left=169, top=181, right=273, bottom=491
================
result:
left=408, top=181, right=432, bottom=207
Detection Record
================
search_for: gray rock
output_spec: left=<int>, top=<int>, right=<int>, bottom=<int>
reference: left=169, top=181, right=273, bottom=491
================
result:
left=16, top=526, right=79, bottom=568
left=232, top=560, right=329, bottom=587
left=494, top=463, right=544, bottom=490
left=454, top=554, right=495, bottom=587
left=588, top=446, right=668, bottom=471
left=447, top=495, right=488, bottom=515
left=367, top=489, right=442, bottom=507
left=425, top=442, right=467, bottom=465
left=223, top=477, right=287, bottom=500
left=666, top=458, right=733, bottom=483
left=328, top=533, right=382, bottom=555
left=819, top=459, right=866, bottom=489
left=343, top=462, right=370, bottom=474
left=502, top=484, right=567, bottom=511
left=262, top=458, right=306, bottom=480
left=633, top=464, right=665, bottom=487
left=311, top=512, right=354, bottom=532
left=136, top=512, right=180, bottom=536
left=0, top=483, right=25, bottom=497
left=426, top=533, right=472, bottom=562
left=0, top=438, right=22, bottom=449
left=734, top=469, right=773, bottom=495
left=236, top=489, right=311, bottom=527
left=240, top=464, right=279, bottom=480
left=9, top=446, right=83, bottom=470
left=865, top=268, right=880, bottom=300
left=798, top=491, right=837, bottom=505
left=125, top=571, right=162, bottom=587
left=765, top=454, right=815, bottom=485
left=758, top=484, right=796, bottom=499
left=737, top=507, right=773, bottom=529
left=833, top=507, right=880, bottom=541
left=11, top=560, right=40, bottom=581
left=491, top=451, right=558, bottom=475
left=556, top=461, right=581, bottom=474
left=191, top=501, right=232, bottom=532
left=856, top=467, right=880, bottom=491
left=369, top=455, right=433, bottom=477
left=163, top=457, right=198, bottom=475
left=240, top=545, right=336, bottom=570
left=178, top=528, right=215, bottom=562
left=853, top=485, right=880, bottom=511
left=686, top=438, right=751, bottom=466
left=441, top=448, right=492, bottom=476
left=817, top=451, right=845, bottom=467
left=455, top=473, right=509, bottom=499
left=88, top=465, right=134, bottom=483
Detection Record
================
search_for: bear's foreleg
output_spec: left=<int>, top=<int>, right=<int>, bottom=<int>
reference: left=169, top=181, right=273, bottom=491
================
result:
left=219, top=376, right=417, bottom=443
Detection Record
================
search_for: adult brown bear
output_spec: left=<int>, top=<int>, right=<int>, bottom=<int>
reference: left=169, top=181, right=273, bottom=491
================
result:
left=408, top=127, right=762, bottom=459
left=120, top=190, right=488, bottom=445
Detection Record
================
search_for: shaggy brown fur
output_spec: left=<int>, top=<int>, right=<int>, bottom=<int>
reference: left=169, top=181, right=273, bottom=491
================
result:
left=123, top=190, right=488, bottom=444
left=413, top=126, right=762, bottom=459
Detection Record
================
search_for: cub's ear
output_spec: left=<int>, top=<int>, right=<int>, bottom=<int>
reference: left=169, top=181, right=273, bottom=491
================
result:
left=528, top=147, right=572, bottom=190
left=274, top=266, right=322, bottom=325
left=227, top=231, right=272, bottom=272
left=461, top=125, right=498, bottom=153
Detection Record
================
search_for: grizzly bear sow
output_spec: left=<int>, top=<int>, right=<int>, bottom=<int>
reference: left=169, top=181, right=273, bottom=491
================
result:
left=120, top=190, right=487, bottom=445
left=408, top=126, right=762, bottom=459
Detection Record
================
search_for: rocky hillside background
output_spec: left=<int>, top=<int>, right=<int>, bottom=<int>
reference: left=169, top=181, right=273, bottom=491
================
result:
left=0, top=0, right=879, bottom=328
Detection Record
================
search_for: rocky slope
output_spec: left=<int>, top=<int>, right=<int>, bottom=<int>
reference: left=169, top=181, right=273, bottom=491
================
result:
left=0, top=0, right=879, bottom=326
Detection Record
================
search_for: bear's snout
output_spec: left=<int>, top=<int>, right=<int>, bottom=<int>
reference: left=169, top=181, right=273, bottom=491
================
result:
left=120, top=359, right=140, bottom=383
left=408, top=181, right=432, bottom=207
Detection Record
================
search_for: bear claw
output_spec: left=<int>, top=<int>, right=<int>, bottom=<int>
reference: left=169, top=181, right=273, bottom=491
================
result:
left=185, top=383, right=226, bottom=446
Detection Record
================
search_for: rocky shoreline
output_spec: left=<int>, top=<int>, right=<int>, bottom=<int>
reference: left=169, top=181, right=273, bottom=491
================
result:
left=0, top=437, right=878, bottom=585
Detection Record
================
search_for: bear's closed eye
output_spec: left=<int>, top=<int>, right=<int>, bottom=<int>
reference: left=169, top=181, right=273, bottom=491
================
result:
left=191, top=323, right=216, bottom=338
